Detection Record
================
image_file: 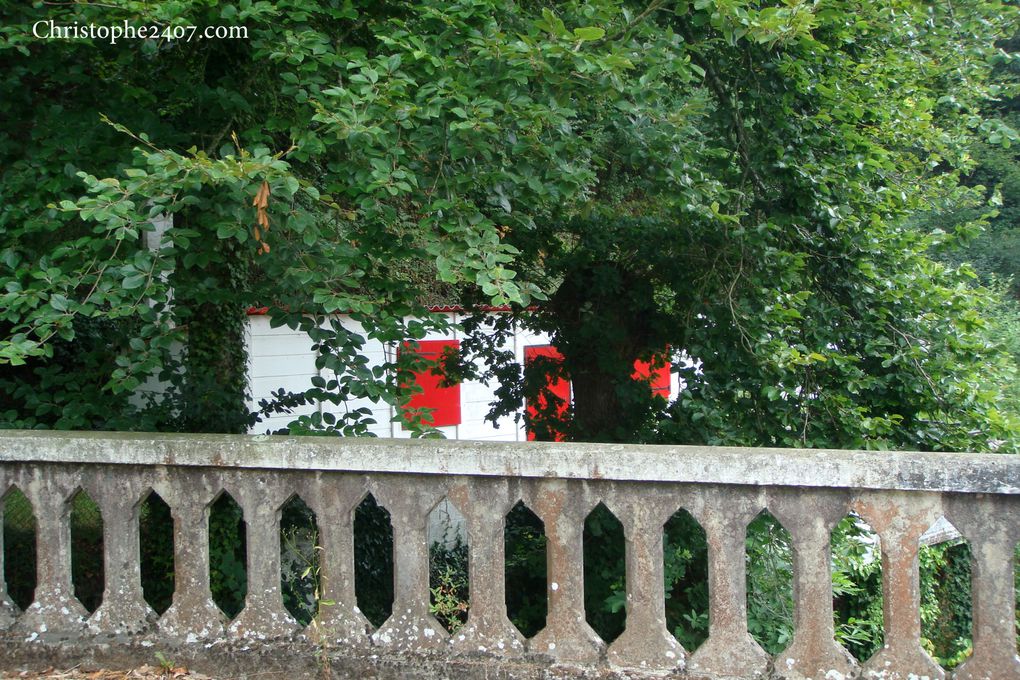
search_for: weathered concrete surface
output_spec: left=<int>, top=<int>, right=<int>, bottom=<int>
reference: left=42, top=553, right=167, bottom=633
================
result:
left=88, top=475, right=157, bottom=636
left=686, top=486, right=771, bottom=680
left=12, top=470, right=88, bottom=637
left=0, top=636, right=695, bottom=679
left=370, top=477, right=450, bottom=652
left=854, top=491, right=944, bottom=680
left=2, top=429, right=1018, bottom=494
left=768, top=488, right=857, bottom=680
left=0, top=491, right=19, bottom=630
left=446, top=477, right=527, bottom=656
left=605, top=483, right=684, bottom=673
left=945, top=493, right=1020, bottom=680
left=302, top=473, right=372, bottom=646
left=155, top=474, right=227, bottom=642
left=225, top=472, right=302, bottom=641
left=2, top=432, right=1019, bottom=679
left=528, top=480, right=605, bottom=665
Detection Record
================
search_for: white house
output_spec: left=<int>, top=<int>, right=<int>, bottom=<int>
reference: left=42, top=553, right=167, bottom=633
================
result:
left=246, top=307, right=679, bottom=440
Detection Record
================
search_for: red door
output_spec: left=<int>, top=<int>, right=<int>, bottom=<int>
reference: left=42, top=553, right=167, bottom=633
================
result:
left=400, top=339, right=461, bottom=428
left=632, top=353, right=670, bottom=398
left=524, top=345, right=570, bottom=441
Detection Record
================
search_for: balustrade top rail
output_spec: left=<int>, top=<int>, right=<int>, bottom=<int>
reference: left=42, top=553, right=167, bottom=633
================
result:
left=1, top=430, right=1018, bottom=680
left=1, top=429, right=1018, bottom=494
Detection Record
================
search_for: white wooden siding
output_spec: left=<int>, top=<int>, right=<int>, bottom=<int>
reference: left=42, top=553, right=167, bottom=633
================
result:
left=247, top=313, right=676, bottom=440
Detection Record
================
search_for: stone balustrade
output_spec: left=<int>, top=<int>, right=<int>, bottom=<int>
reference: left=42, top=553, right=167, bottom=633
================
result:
left=0, top=430, right=1018, bottom=679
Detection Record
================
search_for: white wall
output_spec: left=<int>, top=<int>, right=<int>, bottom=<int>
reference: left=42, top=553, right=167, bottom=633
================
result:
left=246, top=316, right=322, bottom=435
left=247, top=312, right=543, bottom=439
left=247, top=312, right=678, bottom=440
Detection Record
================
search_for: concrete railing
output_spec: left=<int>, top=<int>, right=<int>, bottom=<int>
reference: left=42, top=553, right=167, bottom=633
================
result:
left=0, top=430, right=1018, bottom=680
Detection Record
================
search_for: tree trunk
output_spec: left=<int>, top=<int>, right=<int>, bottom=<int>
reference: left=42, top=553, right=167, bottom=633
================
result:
left=570, top=367, right=627, bottom=442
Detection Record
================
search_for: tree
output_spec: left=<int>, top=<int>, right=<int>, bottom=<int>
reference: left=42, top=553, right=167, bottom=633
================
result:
left=0, top=0, right=640, bottom=432
left=914, top=27, right=1020, bottom=428
left=453, top=0, right=1020, bottom=451
left=3, top=1, right=1014, bottom=660
left=1, top=0, right=1017, bottom=452
left=941, top=29, right=1020, bottom=301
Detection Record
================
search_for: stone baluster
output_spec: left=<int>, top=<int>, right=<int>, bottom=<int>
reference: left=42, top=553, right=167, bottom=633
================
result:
left=15, top=469, right=86, bottom=635
left=158, top=472, right=226, bottom=640
left=946, top=493, right=1020, bottom=680
left=770, top=488, right=857, bottom=680
left=529, top=479, right=604, bottom=663
left=606, top=482, right=684, bottom=671
left=0, top=475, right=19, bottom=630
left=87, top=475, right=156, bottom=634
left=855, top=490, right=944, bottom=680
left=447, top=477, right=524, bottom=655
left=227, top=473, right=300, bottom=639
left=688, top=485, right=770, bottom=679
left=372, top=478, right=448, bottom=650
left=305, top=473, right=370, bottom=645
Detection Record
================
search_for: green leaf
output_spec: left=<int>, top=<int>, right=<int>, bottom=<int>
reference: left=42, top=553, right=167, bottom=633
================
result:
left=573, top=27, right=605, bottom=42
left=48, top=294, right=69, bottom=312
left=122, top=274, right=146, bottom=290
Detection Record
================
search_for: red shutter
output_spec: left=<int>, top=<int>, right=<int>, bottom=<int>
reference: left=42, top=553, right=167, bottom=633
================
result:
left=400, top=339, right=461, bottom=428
left=632, top=353, right=670, bottom=397
left=524, top=345, right=570, bottom=441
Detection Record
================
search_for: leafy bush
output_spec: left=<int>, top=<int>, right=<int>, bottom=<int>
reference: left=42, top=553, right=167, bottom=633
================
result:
left=139, top=494, right=175, bottom=615
left=582, top=504, right=626, bottom=643
left=504, top=503, right=547, bottom=638
left=352, top=495, right=394, bottom=628
left=280, top=499, right=320, bottom=626
left=208, top=495, right=247, bottom=619
left=69, top=492, right=103, bottom=613
left=2, top=489, right=36, bottom=610
left=920, top=541, right=973, bottom=669
left=832, top=516, right=885, bottom=661
left=429, top=537, right=469, bottom=633
left=745, top=514, right=794, bottom=655
left=664, top=511, right=709, bottom=651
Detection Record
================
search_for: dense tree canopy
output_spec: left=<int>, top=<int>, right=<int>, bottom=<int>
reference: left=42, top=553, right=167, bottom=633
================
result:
left=453, top=1, right=1020, bottom=451
left=1, top=0, right=1017, bottom=450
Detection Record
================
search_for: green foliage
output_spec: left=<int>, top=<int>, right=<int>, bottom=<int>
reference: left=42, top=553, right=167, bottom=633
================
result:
left=280, top=498, right=321, bottom=627
left=428, top=537, right=469, bottom=633
left=2, top=489, right=37, bottom=610
left=745, top=513, right=793, bottom=655
left=582, top=503, right=626, bottom=643
left=153, top=651, right=175, bottom=673
left=977, top=284, right=1020, bottom=417
left=920, top=541, right=973, bottom=669
left=831, top=515, right=885, bottom=661
left=3, top=0, right=630, bottom=433
left=0, top=1, right=1015, bottom=659
left=69, top=491, right=104, bottom=614
left=503, top=503, right=548, bottom=638
left=139, top=494, right=175, bottom=615
left=443, top=0, right=1020, bottom=451
left=1, top=0, right=1015, bottom=447
left=352, top=495, right=394, bottom=628
left=171, top=233, right=252, bottom=435
left=208, top=494, right=247, bottom=619
left=944, top=137, right=1020, bottom=301
left=663, top=510, right=709, bottom=651
left=943, top=29, right=1020, bottom=297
